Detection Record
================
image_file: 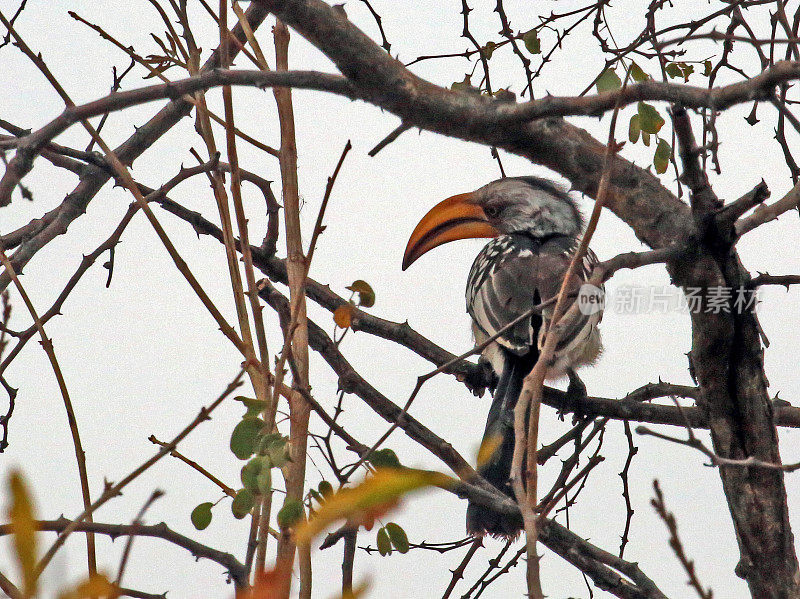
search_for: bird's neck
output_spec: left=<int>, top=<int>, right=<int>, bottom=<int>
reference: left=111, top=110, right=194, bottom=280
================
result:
left=504, top=230, right=577, bottom=247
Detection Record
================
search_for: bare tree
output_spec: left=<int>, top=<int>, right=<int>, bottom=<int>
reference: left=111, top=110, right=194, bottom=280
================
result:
left=1, top=1, right=800, bottom=598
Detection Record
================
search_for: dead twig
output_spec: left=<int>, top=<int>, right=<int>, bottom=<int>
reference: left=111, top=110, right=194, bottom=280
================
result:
left=651, top=480, right=713, bottom=599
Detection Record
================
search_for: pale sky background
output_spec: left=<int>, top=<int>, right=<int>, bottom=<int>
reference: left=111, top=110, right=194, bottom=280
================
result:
left=0, top=1, right=799, bottom=598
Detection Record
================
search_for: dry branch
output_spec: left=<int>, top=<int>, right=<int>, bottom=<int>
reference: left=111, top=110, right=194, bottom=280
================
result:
left=0, top=518, right=247, bottom=587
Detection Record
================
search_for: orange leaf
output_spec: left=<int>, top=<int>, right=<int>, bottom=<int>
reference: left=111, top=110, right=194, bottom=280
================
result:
left=58, top=573, right=115, bottom=599
left=357, top=499, right=399, bottom=532
left=295, top=468, right=453, bottom=545
left=333, top=304, right=354, bottom=329
left=236, top=564, right=291, bottom=599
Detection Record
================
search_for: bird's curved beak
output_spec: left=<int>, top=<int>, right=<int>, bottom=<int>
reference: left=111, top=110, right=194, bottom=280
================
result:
left=402, top=192, right=498, bottom=270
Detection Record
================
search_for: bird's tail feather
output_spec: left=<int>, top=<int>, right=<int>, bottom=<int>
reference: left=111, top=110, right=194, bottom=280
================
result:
left=466, top=351, right=537, bottom=538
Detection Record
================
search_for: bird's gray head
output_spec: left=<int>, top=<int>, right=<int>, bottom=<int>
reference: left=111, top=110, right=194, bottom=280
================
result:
left=473, top=177, right=583, bottom=239
left=402, top=176, right=584, bottom=270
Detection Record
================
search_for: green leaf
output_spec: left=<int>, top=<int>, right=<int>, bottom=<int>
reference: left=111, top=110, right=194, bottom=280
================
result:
left=318, top=480, right=334, bottom=499
left=666, top=61, right=694, bottom=82
left=367, top=448, right=401, bottom=469
left=638, top=102, right=665, bottom=134
left=241, top=457, right=263, bottom=492
left=522, top=29, right=540, bottom=54
left=231, top=488, right=255, bottom=519
left=480, top=41, right=496, bottom=60
left=376, top=527, right=392, bottom=556
left=230, top=418, right=264, bottom=460
left=703, top=59, right=713, bottom=77
left=256, top=468, right=272, bottom=494
left=191, top=502, right=213, bottom=530
left=629, top=62, right=648, bottom=82
left=278, top=498, right=305, bottom=529
left=385, top=522, right=409, bottom=553
left=346, top=280, right=375, bottom=308
left=665, top=62, right=682, bottom=79
left=654, top=139, right=671, bottom=174
left=234, top=396, right=268, bottom=418
left=257, top=432, right=284, bottom=453
left=642, top=131, right=651, bottom=146
left=596, top=68, right=622, bottom=93
left=265, top=434, right=290, bottom=467
left=629, top=114, right=641, bottom=144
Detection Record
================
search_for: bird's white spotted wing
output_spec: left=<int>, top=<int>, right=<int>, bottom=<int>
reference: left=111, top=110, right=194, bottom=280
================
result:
left=467, top=234, right=597, bottom=357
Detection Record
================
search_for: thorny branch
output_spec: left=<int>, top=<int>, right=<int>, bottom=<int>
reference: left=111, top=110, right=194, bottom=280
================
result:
left=34, top=369, right=245, bottom=583
left=3, top=1, right=800, bottom=597
left=0, top=517, right=247, bottom=587
left=258, top=279, right=668, bottom=599
left=651, top=481, right=713, bottom=599
left=152, top=195, right=800, bottom=429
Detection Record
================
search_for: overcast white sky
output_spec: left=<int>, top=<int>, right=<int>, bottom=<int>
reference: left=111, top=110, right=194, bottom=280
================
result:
left=1, top=1, right=799, bottom=597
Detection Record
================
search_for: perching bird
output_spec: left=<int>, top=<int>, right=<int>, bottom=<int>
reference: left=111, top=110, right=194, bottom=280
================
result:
left=402, top=176, right=603, bottom=537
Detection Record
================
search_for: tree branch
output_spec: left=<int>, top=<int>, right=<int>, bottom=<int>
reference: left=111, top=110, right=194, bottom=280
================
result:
left=0, top=518, right=247, bottom=587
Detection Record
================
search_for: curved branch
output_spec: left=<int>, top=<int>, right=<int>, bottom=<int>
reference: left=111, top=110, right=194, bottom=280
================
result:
left=259, top=280, right=667, bottom=599
left=153, top=197, right=800, bottom=430
left=0, top=518, right=247, bottom=587
left=0, top=70, right=355, bottom=206
left=248, top=3, right=799, bottom=596
left=0, top=1, right=272, bottom=293
left=4, top=62, right=800, bottom=247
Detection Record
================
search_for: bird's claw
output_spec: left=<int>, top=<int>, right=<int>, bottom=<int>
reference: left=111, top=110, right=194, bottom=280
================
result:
left=562, top=369, right=589, bottom=424
left=461, top=357, right=498, bottom=397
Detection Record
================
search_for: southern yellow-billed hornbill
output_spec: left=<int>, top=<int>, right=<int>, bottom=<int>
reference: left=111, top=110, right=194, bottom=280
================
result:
left=402, top=177, right=603, bottom=537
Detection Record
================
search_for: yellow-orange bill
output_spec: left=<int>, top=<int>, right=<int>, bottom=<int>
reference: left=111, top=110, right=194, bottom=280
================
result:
left=402, top=192, right=498, bottom=270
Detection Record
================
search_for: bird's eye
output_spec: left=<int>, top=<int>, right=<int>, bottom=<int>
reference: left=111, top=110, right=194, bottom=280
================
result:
left=484, top=205, right=501, bottom=218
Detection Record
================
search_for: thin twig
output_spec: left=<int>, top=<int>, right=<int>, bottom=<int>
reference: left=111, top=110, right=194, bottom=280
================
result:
left=441, top=538, right=481, bottom=599
left=618, top=420, right=638, bottom=558
left=33, top=369, right=245, bottom=582
left=149, top=436, right=235, bottom=496
left=636, top=425, right=800, bottom=472
left=115, top=490, right=165, bottom=586
left=0, top=247, right=98, bottom=581
left=651, top=480, right=713, bottom=599
left=0, top=517, right=246, bottom=588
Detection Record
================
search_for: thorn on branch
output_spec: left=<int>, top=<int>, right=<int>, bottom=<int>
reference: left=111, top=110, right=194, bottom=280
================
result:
left=651, top=480, right=713, bottom=599
left=715, top=179, right=770, bottom=240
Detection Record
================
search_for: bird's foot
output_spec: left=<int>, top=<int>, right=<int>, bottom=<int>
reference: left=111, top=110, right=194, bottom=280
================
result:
left=460, top=357, right=498, bottom=397
left=563, top=369, right=588, bottom=424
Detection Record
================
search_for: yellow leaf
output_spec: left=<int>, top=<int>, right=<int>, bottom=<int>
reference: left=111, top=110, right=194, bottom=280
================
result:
left=333, top=304, right=354, bottom=329
left=8, top=470, right=38, bottom=598
left=476, top=433, right=503, bottom=469
left=331, top=580, right=369, bottom=599
left=295, top=468, right=453, bottom=545
left=58, top=573, right=116, bottom=599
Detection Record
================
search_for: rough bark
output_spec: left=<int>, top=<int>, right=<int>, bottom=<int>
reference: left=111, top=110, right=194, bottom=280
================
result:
left=254, top=1, right=800, bottom=595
